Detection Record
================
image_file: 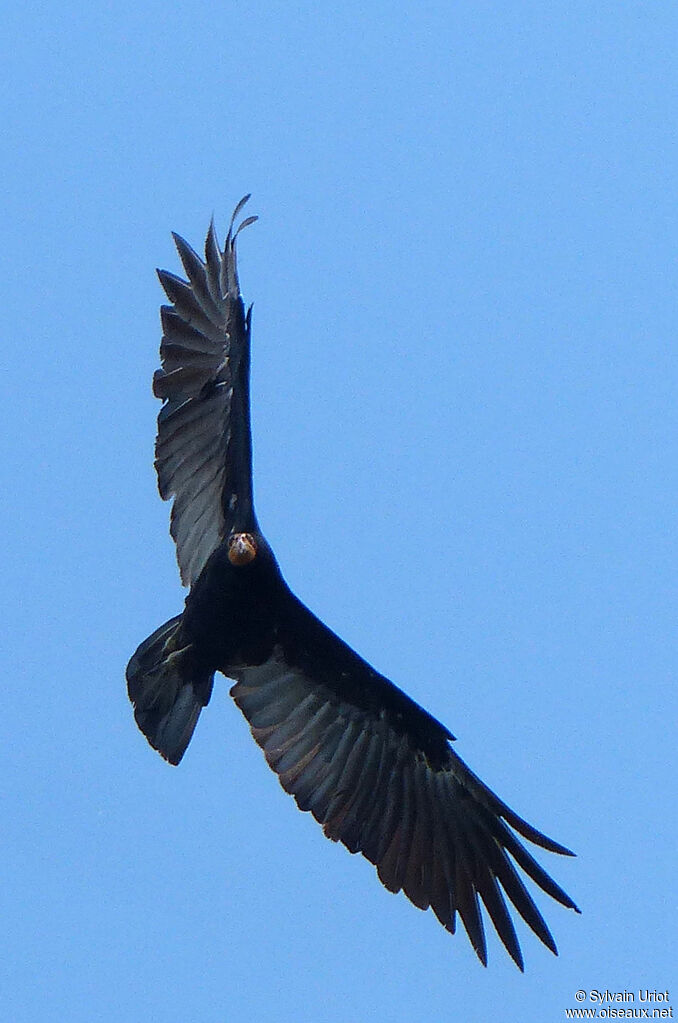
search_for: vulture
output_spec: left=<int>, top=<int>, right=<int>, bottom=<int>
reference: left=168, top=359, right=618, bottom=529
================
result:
left=127, top=196, right=579, bottom=970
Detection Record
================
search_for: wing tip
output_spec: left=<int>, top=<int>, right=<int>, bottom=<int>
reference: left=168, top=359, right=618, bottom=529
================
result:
left=227, top=194, right=253, bottom=239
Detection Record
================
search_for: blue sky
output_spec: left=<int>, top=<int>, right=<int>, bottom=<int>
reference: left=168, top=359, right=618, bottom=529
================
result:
left=2, top=2, right=676, bottom=1020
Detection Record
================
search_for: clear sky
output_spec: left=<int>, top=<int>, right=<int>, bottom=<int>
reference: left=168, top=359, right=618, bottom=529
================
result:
left=3, top=2, right=676, bottom=1020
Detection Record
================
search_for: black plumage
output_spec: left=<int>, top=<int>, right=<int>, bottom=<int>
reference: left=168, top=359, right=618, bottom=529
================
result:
left=127, top=197, right=579, bottom=970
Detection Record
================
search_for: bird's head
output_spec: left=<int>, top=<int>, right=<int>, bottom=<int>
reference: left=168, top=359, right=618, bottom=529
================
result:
left=223, top=530, right=281, bottom=585
left=227, top=532, right=258, bottom=566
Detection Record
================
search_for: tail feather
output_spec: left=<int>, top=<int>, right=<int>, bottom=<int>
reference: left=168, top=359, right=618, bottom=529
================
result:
left=126, top=615, right=214, bottom=765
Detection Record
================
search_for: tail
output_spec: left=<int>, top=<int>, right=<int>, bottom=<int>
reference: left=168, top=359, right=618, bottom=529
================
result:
left=126, top=615, right=214, bottom=765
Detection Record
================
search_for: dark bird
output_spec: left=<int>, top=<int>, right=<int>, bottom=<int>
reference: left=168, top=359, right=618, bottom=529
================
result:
left=127, top=196, right=579, bottom=970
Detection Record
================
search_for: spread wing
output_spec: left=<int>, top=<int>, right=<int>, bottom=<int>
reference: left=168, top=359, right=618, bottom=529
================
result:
left=152, top=197, right=259, bottom=586
left=230, top=593, right=579, bottom=971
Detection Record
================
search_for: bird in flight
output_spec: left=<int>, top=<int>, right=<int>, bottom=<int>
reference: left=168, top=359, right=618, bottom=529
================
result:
left=127, top=196, right=579, bottom=970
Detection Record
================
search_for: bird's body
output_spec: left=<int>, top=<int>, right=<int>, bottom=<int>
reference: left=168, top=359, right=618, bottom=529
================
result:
left=127, top=197, right=579, bottom=970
